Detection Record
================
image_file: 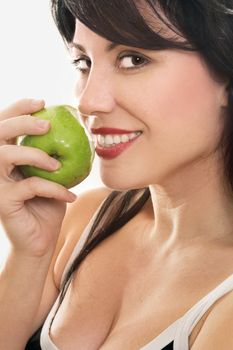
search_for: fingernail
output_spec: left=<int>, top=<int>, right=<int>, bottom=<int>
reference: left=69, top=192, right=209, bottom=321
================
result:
left=36, top=119, right=50, bottom=128
left=31, top=99, right=44, bottom=108
left=50, top=158, right=61, bottom=169
left=68, top=192, right=77, bottom=202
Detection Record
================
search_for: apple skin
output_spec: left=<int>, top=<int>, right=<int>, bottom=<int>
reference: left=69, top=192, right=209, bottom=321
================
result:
left=18, top=105, right=94, bottom=189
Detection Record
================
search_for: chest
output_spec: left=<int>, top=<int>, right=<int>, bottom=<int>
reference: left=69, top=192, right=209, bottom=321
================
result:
left=96, top=265, right=217, bottom=349
left=50, top=231, right=233, bottom=349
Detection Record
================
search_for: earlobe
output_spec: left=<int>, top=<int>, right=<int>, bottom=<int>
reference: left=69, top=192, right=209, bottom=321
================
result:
left=221, top=81, right=231, bottom=108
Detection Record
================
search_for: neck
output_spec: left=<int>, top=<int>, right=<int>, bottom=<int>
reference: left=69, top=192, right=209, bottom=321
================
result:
left=147, top=154, right=233, bottom=250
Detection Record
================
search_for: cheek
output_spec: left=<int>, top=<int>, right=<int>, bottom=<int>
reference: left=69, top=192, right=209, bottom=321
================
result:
left=137, top=55, right=224, bottom=149
left=74, top=77, right=86, bottom=99
left=157, top=79, right=220, bottom=129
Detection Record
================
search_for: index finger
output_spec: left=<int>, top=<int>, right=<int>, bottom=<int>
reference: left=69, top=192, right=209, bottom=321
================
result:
left=0, top=99, right=45, bottom=120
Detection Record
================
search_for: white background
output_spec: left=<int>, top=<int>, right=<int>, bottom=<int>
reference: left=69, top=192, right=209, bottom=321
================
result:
left=0, top=1, right=103, bottom=266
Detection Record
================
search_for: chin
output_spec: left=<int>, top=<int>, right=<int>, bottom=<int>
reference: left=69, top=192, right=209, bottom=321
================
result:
left=101, top=175, right=148, bottom=192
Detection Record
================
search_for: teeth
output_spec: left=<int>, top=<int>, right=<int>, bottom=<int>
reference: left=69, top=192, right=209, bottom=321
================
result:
left=96, top=131, right=141, bottom=148
left=113, top=135, right=121, bottom=144
left=129, top=132, right=137, bottom=140
left=121, top=134, right=130, bottom=143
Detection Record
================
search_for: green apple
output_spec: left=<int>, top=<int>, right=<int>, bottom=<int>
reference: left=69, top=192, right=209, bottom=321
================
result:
left=18, top=105, right=94, bottom=189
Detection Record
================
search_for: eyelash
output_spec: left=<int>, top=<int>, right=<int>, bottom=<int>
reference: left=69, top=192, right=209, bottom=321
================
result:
left=71, top=53, right=150, bottom=73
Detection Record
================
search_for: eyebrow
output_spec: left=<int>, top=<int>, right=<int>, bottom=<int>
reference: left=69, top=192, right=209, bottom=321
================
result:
left=71, top=42, right=120, bottom=53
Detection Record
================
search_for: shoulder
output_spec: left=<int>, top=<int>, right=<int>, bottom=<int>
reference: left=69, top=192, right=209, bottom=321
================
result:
left=64, top=186, right=113, bottom=225
left=53, top=186, right=113, bottom=288
left=191, top=289, right=233, bottom=349
left=57, top=186, right=113, bottom=246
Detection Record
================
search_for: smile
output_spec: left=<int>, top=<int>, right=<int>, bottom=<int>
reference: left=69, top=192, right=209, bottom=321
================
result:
left=94, top=131, right=142, bottom=159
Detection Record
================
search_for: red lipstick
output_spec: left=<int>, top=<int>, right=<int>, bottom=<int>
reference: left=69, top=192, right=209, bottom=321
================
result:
left=95, top=141, right=137, bottom=159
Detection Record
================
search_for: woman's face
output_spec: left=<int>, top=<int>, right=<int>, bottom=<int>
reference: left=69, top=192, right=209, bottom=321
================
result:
left=71, top=19, right=228, bottom=190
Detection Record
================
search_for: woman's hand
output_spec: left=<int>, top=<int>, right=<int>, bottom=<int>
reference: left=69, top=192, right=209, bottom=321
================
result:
left=0, top=99, right=77, bottom=258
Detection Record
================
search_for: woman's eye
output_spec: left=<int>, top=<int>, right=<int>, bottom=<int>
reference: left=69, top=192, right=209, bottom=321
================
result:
left=71, top=53, right=149, bottom=73
left=71, top=57, right=91, bottom=73
left=118, top=54, right=149, bottom=70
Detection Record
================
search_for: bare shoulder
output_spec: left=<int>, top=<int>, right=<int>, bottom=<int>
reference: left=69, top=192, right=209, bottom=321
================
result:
left=191, top=289, right=233, bottom=349
left=59, top=186, right=113, bottom=243
left=53, top=186, right=113, bottom=288
left=64, top=186, right=112, bottom=227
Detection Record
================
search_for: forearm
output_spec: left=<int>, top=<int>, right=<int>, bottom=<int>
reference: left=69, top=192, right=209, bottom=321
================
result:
left=0, top=249, right=53, bottom=350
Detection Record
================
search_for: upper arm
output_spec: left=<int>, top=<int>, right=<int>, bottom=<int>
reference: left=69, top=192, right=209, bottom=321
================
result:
left=30, top=186, right=112, bottom=336
left=191, top=291, right=233, bottom=349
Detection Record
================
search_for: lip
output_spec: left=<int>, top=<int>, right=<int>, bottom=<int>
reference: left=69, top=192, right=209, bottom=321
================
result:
left=95, top=133, right=141, bottom=159
left=91, top=127, right=141, bottom=135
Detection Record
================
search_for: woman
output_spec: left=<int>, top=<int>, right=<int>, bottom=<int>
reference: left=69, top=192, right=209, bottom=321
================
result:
left=1, top=0, right=233, bottom=349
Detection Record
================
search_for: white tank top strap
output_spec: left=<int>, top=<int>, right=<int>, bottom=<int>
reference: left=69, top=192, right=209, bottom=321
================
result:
left=60, top=198, right=106, bottom=289
left=141, top=320, right=178, bottom=349
left=141, top=272, right=233, bottom=350
left=174, top=272, right=233, bottom=349
left=40, top=198, right=106, bottom=350
left=40, top=296, right=60, bottom=350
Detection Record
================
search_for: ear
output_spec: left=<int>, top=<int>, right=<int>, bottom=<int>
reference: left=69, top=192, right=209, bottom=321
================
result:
left=221, top=80, right=231, bottom=108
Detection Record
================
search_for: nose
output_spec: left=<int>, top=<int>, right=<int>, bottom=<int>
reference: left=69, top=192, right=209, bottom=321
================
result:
left=76, top=69, right=115, bottom=117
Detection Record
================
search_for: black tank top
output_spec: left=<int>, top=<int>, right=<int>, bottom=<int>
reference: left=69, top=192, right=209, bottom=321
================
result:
left=25, top=326, right=174, bottom=349
left=25, top=326, right=42, bottom=350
